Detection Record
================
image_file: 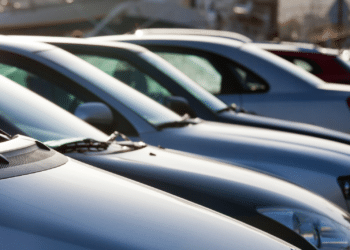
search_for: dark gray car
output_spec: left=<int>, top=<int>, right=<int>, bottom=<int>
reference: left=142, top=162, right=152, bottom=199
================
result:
left=0, top=132, right=288, bottom=249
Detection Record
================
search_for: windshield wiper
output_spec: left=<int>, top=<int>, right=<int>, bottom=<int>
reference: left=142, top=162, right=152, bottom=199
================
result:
left=47, top=131, right=146, bottom=154
left=157, top=114, right=200, bottom=130
left=0, top=129, right=11, bottom=142
left=48, top=138, right=111, bottom=154
left=107, top=131, right=147, bottom=149
left=217, top=104, right=255, bottom=114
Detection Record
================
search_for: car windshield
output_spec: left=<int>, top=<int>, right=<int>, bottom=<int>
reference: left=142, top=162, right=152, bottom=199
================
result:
left=139, top=51, right=227, bottom=112
left=0, top=76, right=109, bottom=143
left=38, top=48, right=183, bottom=127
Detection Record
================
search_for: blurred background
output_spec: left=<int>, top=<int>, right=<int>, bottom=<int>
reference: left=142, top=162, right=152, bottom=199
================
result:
left=0, top=0, right=349, bottom=48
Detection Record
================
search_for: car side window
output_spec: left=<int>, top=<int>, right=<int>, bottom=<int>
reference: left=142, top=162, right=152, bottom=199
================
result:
left=155, top=52, right=222, bottom=95
left=154, top=50, right=268, bottom=95
left=278, top=55, right=322, bottom=75
left=0, top=64, right=29, bottom=87
left=0, top=63, right=85, bottom=112
left=228, top=65, right=268, bottom=92
left=77, top=54, right=172, bottom=104
left=0, top=53, right=138, bottom=136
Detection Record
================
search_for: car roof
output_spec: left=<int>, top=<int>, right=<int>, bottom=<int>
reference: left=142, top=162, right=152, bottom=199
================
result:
left=133, top=28, right=253, bottom=43
left=0, top=37, right=56, bottom=53
left=94, top=34, right=329, bottom=89
left=255, top=42, right=340, bottom=55
left=93, top=34, right=245, bottom=48
left=8, top=35, right=149, bottom=54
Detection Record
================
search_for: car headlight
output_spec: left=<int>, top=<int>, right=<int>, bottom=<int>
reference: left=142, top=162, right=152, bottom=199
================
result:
left=257, top=208, right=350, bottom=250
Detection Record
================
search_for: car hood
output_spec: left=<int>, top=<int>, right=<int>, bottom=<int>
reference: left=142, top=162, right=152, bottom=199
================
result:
left=69, top=146, right=350, bottom=228
left=218, top=110, right=350, bottom=145
left=141, top=121, right=350, bottom=177
left=0, top=158, right=294, bottom=250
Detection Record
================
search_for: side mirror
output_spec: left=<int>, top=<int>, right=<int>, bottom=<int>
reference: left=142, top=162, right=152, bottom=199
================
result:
left=74, top=102, right=114, bottom=130
left=164, top=96, right=197, bottom=118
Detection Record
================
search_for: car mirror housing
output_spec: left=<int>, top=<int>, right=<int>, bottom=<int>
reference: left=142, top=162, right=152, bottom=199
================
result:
left=74, top=102, right=113, bottom=127
left=164, top=96, right=197, bottom=118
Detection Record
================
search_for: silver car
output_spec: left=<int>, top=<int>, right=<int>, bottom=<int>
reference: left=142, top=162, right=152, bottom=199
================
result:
left=93, top=34, right=350, bottom=134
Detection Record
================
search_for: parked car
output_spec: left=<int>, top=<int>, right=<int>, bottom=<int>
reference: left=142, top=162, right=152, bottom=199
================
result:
left=93, top=34, right=350, bottom=134
left=255, top=42, right=350, bottom=84
left=0, top=131, right=287, bottom=250
left=11, top=35, right=350, bottom=145
left=129, top=29, right=350, bottom=84
left=2, top=39, right=350, bottom=217
left=1, top=74, right=349, bottom=250
left=132, top=28, right=253, bottom=42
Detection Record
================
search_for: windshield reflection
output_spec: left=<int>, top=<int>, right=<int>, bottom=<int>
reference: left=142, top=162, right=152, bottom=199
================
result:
left=38, top=48, right=183, bottom=127
left=0, top=76, right=109, bottom=143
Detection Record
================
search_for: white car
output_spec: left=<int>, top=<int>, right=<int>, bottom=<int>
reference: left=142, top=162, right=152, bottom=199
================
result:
left=93, top=34, right=350, bottom=134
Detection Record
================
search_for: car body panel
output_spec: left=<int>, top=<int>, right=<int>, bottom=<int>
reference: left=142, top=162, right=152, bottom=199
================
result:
left=3, top=160, right=267, bottom=250
left=70, top=144, right=350, bottom=224
left=133, top=28, right=253, bottom=43
left=239, top=91, right=350, bottom=132
left=138, top=121, right=350, bottom=208
left=1, top=138, right=302, bottom=250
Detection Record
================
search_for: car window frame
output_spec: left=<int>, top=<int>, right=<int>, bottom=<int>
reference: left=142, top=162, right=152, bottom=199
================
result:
left=57, top=44, right=227, bottom=119
left=0, top=50, right=139, bottom=136
left=58, top=45, right=176, bottom=103
left=142, top=45, right=270, bottom=95
left=275, top=54, right=324, bottom=75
